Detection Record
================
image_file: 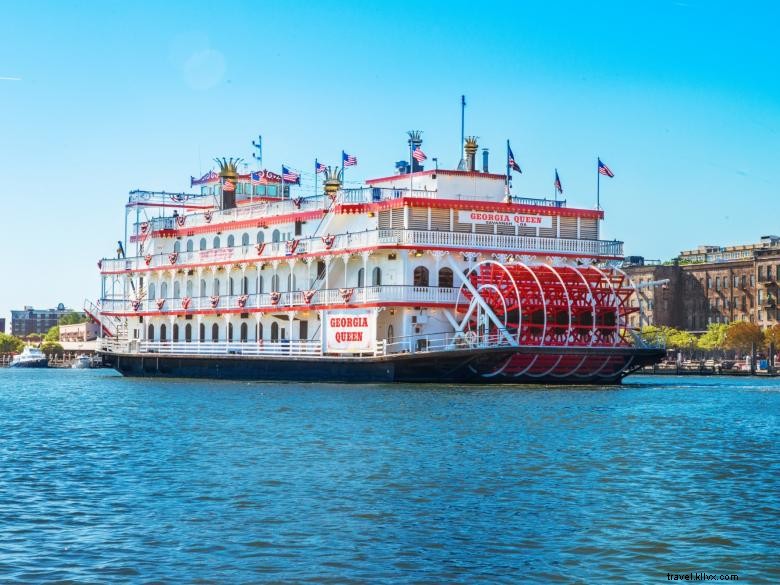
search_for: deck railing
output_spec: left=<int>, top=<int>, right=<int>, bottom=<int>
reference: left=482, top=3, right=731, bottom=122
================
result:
left=101, top=229, right=623, bottom=273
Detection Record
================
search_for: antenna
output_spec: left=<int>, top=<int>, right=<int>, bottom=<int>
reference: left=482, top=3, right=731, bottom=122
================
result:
left=251, top=135, right=262, bottom=166
left=458, top=95, right=466, bottom=170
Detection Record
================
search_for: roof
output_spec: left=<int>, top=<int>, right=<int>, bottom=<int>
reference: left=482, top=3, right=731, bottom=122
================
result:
left=366, top=169, right=508, bottom=185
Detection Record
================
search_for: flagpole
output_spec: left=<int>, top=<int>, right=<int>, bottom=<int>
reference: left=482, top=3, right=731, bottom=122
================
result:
left=409, top=141, right=413, bottom=195
left=597, top=157, right=600, bottom=210
left=281, top=164, right=285, bottom=200
left=505, top=140, right=510, bottom=196
left=341, top=151, right=346, bottom=191
left=314, top=159, right=318, bottom=200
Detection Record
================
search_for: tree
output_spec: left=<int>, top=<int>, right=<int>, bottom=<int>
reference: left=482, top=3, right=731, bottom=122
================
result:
left=59, top=312, right=87, bottom=325
left=724, top=322, right=764, bottom=354
left=764, top=324, right=780, bottom=350
left=45, top=325, right=60, bottom=343
left=667, top=328, right=698, bottom=351
left=697, top=323, right=729, bottom=352
left=0, top=333, right=24, bottom=353
left=40, top=341, right=63, bottom=356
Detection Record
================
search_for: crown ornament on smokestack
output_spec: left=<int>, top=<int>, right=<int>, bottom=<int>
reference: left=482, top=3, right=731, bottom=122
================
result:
left=215, top=157, right=243, bottom=209
left=323, top=166, right=343, bottom=200
left=407, top=130, right=424, bottom=172
left=464, top=136, right=479, bottom=172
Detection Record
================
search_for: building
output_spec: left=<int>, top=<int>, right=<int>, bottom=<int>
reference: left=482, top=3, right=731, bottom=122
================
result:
left=10, top=304, right=80, bottom=337
left=59, top=322, right=100, bottom=342
left=625, top=236, right=780, bottom=332
left=0, top=317, right=5, bottom=333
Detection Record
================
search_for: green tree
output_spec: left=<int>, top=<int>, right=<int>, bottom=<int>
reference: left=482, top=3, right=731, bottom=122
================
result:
left=0, top=333, right=24, bottom=353
left=697, top=323, right=729, bottom=352
left=667, top=328, right=698, bottom=350
left=724, top=322, right=764, bottom=354
left=59, top=312, right=87, bottom=325
left=40, top=341, right=63, bottom=356
left=44, top=325, right=60, bottom=343
left=764, top=324, right=780, bottom=350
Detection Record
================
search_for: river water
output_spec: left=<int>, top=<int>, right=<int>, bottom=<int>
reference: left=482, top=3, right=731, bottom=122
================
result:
left=0, top=369, right=778, bottom=584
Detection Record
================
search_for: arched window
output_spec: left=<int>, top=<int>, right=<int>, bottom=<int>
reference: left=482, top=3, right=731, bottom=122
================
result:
left=199, top=323, right=205, bottom=342
left=240, top=322, right=248, bottom=342
left=185, top=323, right=192, bottom=342
left=199, top=238, right=207, bottom=251
left=213, top=278, right=220, bottom=296
left=287, top=273, right=296, bottom=292
left=242, top=276, right=249, bottom=295
left=160, top=324, right=167, bottom=342
left=172, top=323, right=179, bottom=342
left=387, top=324, right=394, bottom=342
left=213, top=236, right=221, bottom=249
left=148, top=282, right=156, bottom=300
left=173, top=282, right=181, bottom=299
left=186, top=239, right=194, bottom=252
left=258, top=275, right=264, bottom=294
left=200, top=279, right=207, bottom=297
left=211, top=323, right=219, bottom=342
left=173, top=240, right=181, bottom=253
left=357, top=268, right=365, bottom=288
left=228, top=322, right=234, bottom=342
left=186, top=280, right=193, bottom=297
left=271, top=322, right=279, bottom=341
left=148, top=324, right=154, bottom=341
left=227, top=234, right=235, bottom=247
left=257, top=231, right=265, bottom=244
left=438, top=267, right=454, bottom=288
left=160, top=282, right=168, bottom=298
left=272, top=229, right=280, bottom=243
left=271, top=274, right=280, bottom=291
left=229, top=277, right=235, bottom=296
left=257, top=322, right=263, bottom=341
left=372, top=267, right=381, bottom=286
left=413, top=266, right=429, bottom=286
left=242, top=233, right=250, bottom=246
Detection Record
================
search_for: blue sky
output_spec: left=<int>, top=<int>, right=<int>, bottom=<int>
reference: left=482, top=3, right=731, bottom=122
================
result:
left=1, top=0, right=779, bottom=319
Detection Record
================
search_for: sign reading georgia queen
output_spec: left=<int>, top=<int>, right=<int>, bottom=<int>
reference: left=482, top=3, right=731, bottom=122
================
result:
left=458, top=210, right=552, bottom=228
left=325, top=311, right=374, bottom=353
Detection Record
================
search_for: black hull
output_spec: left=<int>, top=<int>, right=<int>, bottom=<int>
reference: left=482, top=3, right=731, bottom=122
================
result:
left=100, top=346, right=664, bottom=385
left=8, top=361, right=48, bottom=369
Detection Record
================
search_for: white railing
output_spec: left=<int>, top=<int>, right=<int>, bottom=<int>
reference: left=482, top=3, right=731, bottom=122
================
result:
left=101, top=229, right=623, bottom=273
left=99, top=285, right=460, bottom=314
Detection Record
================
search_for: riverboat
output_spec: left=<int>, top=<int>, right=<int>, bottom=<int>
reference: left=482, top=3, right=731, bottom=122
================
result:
left=91, top=132, right=664, bottom=383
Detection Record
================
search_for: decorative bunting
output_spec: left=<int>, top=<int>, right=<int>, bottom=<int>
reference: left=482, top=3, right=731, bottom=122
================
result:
left=168, top=252, right=178, bottom=265
left=176, top=215, right=186, bottom=227
left=255, top=242, right=266, bottom=256
left=140, top=222, right=149, bottom=234
left=210, top=295, right=220, bottom=308
left=322, top=234, right=335, bottom=250
left=204, top=210, right=213, bottom=223
left=285, top=239, right=300, bottom=256
left=182, top=296, right=192, bottom=310
left=97, top=260, right=102, bottom=270
left=237, top=294, right=248, bottom=308
left=292, top=197, right=302, bottom=209
left=131, top=300, right=142, bottom=311
left=302, top=290, right=316, bottom=304
left=156, top=298, right=166, bottom=310
left=339, top=288, right=354, bottom=303
left=270, top=291, right=281, bottom=305
left=144, top=254, right=152, bottom=266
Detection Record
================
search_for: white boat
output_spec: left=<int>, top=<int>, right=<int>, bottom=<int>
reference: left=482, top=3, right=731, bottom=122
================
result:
left=9, top=347, right=49, bottom=368
left=71, top=354, right=92, bottom=369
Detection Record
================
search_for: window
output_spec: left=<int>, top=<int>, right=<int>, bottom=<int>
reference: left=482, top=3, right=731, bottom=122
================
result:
left=759, top=266, right=764, bottom=280
left=257, top=322, right=263, bottom=341
left=228, top=323, right=234, bottom=342
left=185, top=323, right=192, bottom=342
left=160, top=282, right=168, bottom=298
left=173, top=282, right=180, bottom=299
left=186, top=239, right=194, bottom=253
left=271, top=322, right=279, bottom=341
left=768, top=266, right=773, bottom=280
left=299, top=320, right=308, bottom=340
left=199, top=238, right=207, bottom=251
left=413, top=266, right=429, bottom=286
left=357, top=268, right=365, bottom=288
left=734, top=276, right=738, bottom=288
left=438, top=267, right=454, bottom=288
left=707, top=276, right=711, bottom=289
left=242, top=233, right=250, bottom=246
left=211, top=323, right=219, bottom=342
left=173, top=240, right=181, bottom=253
left=186, top=280, right=193, bottom=297
left=272, top=229, right=281, bottom=243
left=199, top=323, right=205, bottom=342
left=227, top=235, right=235, bottom=247
left=148, top=324, right=154, bottom=341
left=213, top=236, right=221, bottom=249
left=160, top=324, right=167, bottom=342
left=257, top=231, right=265, bottom=244
left=240, top=322, right=248, bottom=342
left=287, top=273, right=296, bottom=291
left=751, top=275, right=755, bottom=287
left=271, top=274, right=280, bottom=291
left=258, top=275, right=264, bottom=294
left=372, top=267, right=381, bottom=286
left=295, top=221, right=302, bottom=236
left=200, top=279, right=207, bottom=297
left=715, top=277, right=720, bottom=291
left=213, top=278, right=220, bottom=296
left=149, top=282, right=156, bottom=300
left=172, top=324, right=179, bottom=342
left=387, top=324, right=394, bottom=342
left=229, top=277, right=235, bottom=296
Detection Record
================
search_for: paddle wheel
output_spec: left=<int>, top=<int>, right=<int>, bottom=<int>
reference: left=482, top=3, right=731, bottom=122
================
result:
left=453, top=260, right=640, bottom=379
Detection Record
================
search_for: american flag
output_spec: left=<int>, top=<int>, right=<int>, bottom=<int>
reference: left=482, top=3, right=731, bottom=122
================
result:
left=282, top=165, right=301, bottom=184
left=342, top=151, right=357, bottom=167
left=223, top=179, right=236, bottom=192
left=250, top=171, right=268, bottom=185
left=508, top=144, right=522, bottom=173
left=412, top=145, right=427, bottom=162
left=598, top=158, right=615, bottom=178
left=315, top=160, right=326, bottom=174
left=554, top=169, right=563, bottom=194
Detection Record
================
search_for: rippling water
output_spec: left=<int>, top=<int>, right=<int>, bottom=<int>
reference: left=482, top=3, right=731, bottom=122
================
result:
left=1, top=369, right=778, bottom=583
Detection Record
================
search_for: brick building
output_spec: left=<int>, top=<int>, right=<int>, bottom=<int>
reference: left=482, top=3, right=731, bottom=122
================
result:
left=10, top=303, right=81, bottom=337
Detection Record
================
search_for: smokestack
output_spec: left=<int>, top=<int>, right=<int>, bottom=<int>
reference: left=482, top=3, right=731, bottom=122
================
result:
left=407, top=130, right=424, bottom=173
left=215, top=157, right=242, bottom=210
left=482, top=148, right=489, bottom=173
left=464, top=136, right=478, bottom=172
